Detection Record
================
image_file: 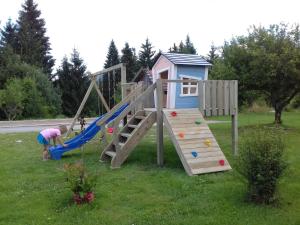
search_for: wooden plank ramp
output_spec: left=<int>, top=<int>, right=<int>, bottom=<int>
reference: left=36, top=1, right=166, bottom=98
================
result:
left=163, top=108, right=231, bottom=176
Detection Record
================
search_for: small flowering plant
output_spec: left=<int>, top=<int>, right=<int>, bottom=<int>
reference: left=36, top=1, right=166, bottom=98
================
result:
left=64, top=161, right=97, bottom=204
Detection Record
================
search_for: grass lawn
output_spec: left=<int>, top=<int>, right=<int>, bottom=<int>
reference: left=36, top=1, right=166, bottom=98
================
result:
left=0, top=112, right=299, bottom=225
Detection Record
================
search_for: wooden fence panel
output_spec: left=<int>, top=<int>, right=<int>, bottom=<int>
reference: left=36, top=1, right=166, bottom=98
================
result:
left=217, top=80, right=224, bottom=116
left=211, top=81, right=217, bottom=116
left=229, top=81, right=235, bottom=115
left=224, top=81, right=230, bottom=115
left=205, top=81, right=211, bottom=116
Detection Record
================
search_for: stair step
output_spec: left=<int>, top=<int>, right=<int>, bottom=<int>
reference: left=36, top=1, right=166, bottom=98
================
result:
left=120, top=133, right=132, bottom=138
left=119, top=143, right=125, bottom=148
left=128, top=124, right=138, bottom=129
left=135, top=116, right=146, bottom=120
left=105, top=151, right=116, bottom=158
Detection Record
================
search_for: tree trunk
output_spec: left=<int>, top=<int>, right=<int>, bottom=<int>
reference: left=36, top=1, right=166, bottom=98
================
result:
left=274, top=108, right=282, bottom=125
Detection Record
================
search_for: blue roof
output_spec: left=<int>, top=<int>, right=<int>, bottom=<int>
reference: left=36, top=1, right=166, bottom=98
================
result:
left=162, top=52, right=211, bottom=66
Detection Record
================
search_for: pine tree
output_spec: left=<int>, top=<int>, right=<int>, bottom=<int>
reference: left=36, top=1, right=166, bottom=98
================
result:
left=169, top=35, right=197, bottom=54
left=0, top=19, right=18, bottom=50
left=56, top=49, right=89, bottom=116
left=138, top=38, right=156, bottom=68
left=121, top=42, right=138, bottom=82
left=104, top=40, right=120, bottom=69
left=169, top=43, right=178, bottom=53
left=179, top=41, right=185, bottom=53
left=206, top=43, right=219, bottom=64
left=102, top=40, right=120, bottom=108
left=16, top=0, right=55, bottom=76
left=184, top=35, right=197, bottom=54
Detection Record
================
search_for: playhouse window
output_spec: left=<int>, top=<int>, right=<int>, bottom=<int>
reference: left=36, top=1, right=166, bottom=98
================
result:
left=181, top=77, right=198, bottom=96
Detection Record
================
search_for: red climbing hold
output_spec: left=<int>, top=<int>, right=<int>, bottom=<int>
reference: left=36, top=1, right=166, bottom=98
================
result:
left=219, top=159, right=225, bottom=166
left=170, top=111, right=177, bottom=117
left=178, top=132, right=184, bottom=138
left=107, top=127, right=114, bottom=134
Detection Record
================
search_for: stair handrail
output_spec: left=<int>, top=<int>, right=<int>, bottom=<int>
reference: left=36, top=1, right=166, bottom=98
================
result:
left=108, top=82, right=157, bottom=128
left=109, top=82, right=156, bottom=151
left=96, top=83, right=144, bottom=126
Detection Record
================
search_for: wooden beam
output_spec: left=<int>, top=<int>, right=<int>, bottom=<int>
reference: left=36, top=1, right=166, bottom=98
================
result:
left=65, top=78, right=96, bottom=137
left=232, top=81, right=238, bottom=155
left=96, top=84, right=144, bottom=126
left=156, top=79, right=164, bottom=166
left=91, top=63, right=124, bottom=77
left=161, top=79, right=199, bottom=83
left=93, top=82, right=110, bottom=112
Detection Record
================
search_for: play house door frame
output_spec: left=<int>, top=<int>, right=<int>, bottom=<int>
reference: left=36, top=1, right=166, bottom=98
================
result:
left=159, top=69, right=169, bottom=108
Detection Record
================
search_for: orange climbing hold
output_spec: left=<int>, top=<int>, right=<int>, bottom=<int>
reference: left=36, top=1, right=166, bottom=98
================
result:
left=204, top=139, right=211, bottom=147
left=178, top=132, right=184, bottom=138
left=170, top=111, right=177, bottom=117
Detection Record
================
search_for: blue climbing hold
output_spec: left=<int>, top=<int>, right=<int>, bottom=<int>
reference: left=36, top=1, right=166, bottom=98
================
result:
left=191, top=151, right=198, bottom=158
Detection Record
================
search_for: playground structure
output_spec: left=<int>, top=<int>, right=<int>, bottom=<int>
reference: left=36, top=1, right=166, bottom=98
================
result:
left=50, top=60, right=238, bottom=176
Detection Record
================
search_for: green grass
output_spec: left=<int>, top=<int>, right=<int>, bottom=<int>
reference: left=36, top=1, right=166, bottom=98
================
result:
left=0, top=112, right=300, bottom=225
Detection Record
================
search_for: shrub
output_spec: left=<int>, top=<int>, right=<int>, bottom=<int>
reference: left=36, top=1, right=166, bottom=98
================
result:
left=64, top=161, right=97, bottom=204
left=239, top=128, right=286, bottom=204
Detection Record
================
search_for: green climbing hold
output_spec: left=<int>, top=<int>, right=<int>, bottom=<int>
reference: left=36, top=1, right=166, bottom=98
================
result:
left=195, top=119, right=202, bottom=125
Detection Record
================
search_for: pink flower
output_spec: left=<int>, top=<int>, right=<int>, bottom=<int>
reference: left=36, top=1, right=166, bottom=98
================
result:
left=84, top=192, right=95, bottom=203
left=73, top=193, right=83, bottom=205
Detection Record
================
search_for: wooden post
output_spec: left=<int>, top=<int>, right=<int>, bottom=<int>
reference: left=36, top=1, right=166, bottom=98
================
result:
left=156, top=79, right=164, bottom=166
left=198, top=80, right=204, bottom=114
left=121, top=64, right=127, bottom=125
left=121, top=64, right=126, bottom=100
left=65, top=78, right=95, bottom=137
left=231, top=81, right=238, bottom=155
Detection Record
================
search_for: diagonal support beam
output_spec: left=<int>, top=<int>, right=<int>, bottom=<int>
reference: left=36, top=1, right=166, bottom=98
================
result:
left=93, top=81, right=110, bottom=112
left=65, top=78, right=96, bottom=137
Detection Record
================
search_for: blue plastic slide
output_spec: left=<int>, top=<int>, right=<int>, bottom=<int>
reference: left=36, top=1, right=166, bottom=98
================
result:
left=49, top=104, right=128, bottom=160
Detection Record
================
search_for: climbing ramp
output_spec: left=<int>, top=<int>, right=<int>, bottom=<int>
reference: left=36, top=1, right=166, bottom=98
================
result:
left=163, top=108, right=231, bottom=176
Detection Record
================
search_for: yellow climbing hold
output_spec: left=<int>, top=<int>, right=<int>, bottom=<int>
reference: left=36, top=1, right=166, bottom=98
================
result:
left=204, top=139, right=212, bottom=147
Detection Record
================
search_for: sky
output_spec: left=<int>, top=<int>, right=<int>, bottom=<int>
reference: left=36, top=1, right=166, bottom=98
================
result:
left=1, top=0, right=300, bottom=73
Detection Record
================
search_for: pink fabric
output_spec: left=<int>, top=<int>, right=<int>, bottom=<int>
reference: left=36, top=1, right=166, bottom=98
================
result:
left=40, top=128, right=61, bottom=140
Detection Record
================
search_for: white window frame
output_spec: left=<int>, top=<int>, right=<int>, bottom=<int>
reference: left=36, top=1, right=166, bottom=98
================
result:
left=179, top=75, right=201, bottom=97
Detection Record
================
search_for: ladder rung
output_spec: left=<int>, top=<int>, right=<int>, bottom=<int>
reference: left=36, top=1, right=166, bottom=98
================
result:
left=105, top=151, right=116, bottom=157
left=119, top=143, right=125, bottom=147
left=135, top=116, right=146, bottom=120
left=128, top=124, right=138, bottom=129
left=120, top=133, right=131, bottom=138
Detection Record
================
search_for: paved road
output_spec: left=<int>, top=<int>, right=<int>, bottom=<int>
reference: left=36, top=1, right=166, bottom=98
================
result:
left=0, top=118, right=96, bottom=134
left=0, top=117, right=229, bottom=134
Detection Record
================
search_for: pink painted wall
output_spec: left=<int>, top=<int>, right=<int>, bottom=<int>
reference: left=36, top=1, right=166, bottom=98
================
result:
left=152, top=55, right=173, bottom=80
left=152, top=55, right=174, bottom=108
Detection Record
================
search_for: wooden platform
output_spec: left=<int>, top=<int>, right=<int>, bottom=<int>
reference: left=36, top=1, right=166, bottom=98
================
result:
left=163, top=108, right=231, bottom=176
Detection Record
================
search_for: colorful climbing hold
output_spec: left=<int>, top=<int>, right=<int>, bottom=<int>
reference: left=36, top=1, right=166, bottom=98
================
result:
left=219, top=159, right=225, bottom=166
left=191, top=151, right=198, bottom=158
left=178, top=132, right=184, bottom=138
left=204, top=139, right=211, bottom=147
left=195, top=119, right=202, bottom=125
left=107, top=127, right=114, bottom=134
left=170, top=111, right=177, bottom=117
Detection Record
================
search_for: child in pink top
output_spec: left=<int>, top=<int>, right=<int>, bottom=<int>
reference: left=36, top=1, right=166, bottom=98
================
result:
left=37, top=125, right=68, bottom=160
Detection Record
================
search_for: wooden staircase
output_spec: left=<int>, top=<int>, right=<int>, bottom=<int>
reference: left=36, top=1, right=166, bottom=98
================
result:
left=100, top=110, right=156, bottom=168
